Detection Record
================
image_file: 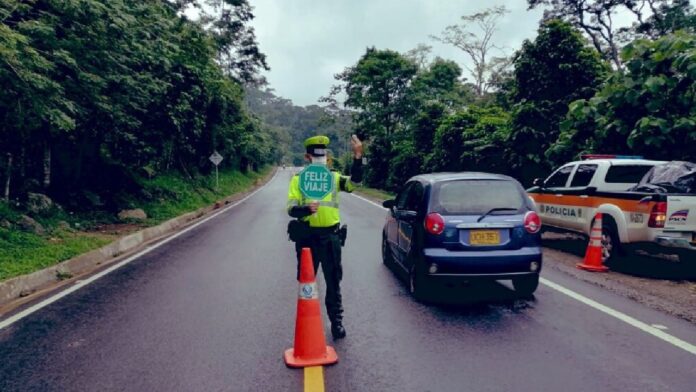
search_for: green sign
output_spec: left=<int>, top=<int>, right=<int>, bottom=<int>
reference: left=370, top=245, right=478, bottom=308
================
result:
left=299, top=164, right=334, bottom=200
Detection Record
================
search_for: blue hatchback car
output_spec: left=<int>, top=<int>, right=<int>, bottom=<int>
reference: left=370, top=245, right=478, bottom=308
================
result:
left=382, top=172, right=543, bottom=300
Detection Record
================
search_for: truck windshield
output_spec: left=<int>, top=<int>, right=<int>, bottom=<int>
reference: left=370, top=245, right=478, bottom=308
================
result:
left=430, top=180, right=526, bottom=215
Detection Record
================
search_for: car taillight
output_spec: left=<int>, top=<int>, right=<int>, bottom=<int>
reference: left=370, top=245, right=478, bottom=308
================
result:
left=524, top=211, right=541, bottom=234
left=425, top=212, right=445, bottom=235
left=648, top=202, right=667, bottom=228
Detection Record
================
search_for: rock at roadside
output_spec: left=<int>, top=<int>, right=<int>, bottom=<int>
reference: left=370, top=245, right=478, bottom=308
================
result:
left=118, top=209, right=147, bottom=221
left=27, top=193, right=54, bottom=215
left=18, top=215, right=46, bottom=235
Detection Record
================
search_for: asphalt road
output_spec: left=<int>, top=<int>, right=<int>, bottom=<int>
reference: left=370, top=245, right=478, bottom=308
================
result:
left=1, top=169, right=695, bottom=392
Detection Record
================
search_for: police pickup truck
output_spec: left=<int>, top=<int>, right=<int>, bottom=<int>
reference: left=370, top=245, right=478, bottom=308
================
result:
left=527, top=155, right=696, bottom=263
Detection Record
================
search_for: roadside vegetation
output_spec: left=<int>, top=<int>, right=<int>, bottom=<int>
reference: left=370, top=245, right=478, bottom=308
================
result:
left=322, top=1, right=696, bottom=191
left=353, top=187, right=395, bottom=203
left=0, top=1, right=277, bottom=279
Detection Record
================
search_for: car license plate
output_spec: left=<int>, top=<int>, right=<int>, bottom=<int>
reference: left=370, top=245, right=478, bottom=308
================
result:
left=470, top=230, right=500, bottom=246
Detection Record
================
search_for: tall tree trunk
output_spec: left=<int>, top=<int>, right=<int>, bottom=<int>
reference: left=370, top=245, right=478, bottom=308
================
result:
left=43, top=142, right=51, bottom=189
left=4, top=153, right=12, bottom=202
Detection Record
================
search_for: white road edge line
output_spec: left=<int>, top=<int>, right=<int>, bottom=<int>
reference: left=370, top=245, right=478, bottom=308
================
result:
left=347, top=192, right=387, bottom=210
left=348, top=191, right=696, bottom=356
left=540, top=278, right=696, bottom=356
left=0, top=170, right=280, bottom=331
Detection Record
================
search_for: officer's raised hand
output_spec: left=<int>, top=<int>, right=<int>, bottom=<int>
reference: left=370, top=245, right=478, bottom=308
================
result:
left=351, top=135, right=363, bottom=159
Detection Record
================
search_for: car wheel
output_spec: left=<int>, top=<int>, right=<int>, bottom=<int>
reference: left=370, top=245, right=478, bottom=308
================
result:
left=408, top=264, right=428, bottom=302
left=600, top=220, right=622, bottom=263
left=512, top=274, right=539, bottom=297
left=381, top=236, right=392, bottom=266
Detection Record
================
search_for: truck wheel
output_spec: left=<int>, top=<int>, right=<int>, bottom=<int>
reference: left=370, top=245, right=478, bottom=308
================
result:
left=600, top=219, right=622, bottom=263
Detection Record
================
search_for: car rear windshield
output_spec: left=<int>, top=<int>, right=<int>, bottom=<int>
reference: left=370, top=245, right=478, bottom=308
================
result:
left=430, top=180, right=526, bottom=215
left=605, top=165, right=653, bottom=184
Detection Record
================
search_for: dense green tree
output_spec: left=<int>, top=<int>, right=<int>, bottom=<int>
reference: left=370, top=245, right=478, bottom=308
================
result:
left=634, top=0, right=696, bottom=37
left=506, top=19, right=607, bottom=185
left=527, top=0, right=694, bottom=69
left=459, top=106, right=510, bottom=174
left=333, top=48, right=417, bottom=138
left=425, top=106, right=510, bottom=175
left=0, top=0, right=273, bottom=208
left=386, top=59, right=473, bottom=188
left=552, top=31, right=696, bottom=163
left=328, top=48, right=418, bottom=188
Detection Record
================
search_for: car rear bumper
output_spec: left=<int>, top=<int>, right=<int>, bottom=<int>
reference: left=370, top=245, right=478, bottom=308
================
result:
left=427, top=272, right=539, bottom=282
left=422, top=246, right=543, bottom=276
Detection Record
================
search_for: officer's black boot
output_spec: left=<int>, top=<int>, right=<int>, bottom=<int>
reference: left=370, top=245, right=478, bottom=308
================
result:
left=331, top=321, right=346, bottom=340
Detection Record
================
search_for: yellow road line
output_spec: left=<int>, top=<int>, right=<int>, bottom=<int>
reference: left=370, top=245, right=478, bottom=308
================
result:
left=304, top=366, right=325, bottom=392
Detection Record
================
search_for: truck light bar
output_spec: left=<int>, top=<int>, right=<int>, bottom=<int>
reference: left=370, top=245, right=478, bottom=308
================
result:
left=581, top=154, right=644, bottom=160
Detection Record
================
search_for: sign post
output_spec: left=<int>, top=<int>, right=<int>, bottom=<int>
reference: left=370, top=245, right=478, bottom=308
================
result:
left=209, top=151, right=224, bottom=190
left=298, top=164, right=334, bottom=201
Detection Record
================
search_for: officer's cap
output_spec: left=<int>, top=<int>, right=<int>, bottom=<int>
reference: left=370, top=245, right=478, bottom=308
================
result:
left=304, top=135, right=330, bottom=157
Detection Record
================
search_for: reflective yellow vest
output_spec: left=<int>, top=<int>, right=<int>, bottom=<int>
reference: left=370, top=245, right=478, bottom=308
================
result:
left=287, top=171, right=356, bottom=228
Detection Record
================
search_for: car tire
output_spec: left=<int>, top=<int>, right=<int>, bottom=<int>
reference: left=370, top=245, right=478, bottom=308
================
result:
left=408, top=264, right=428, bottom=302
left=512, top=274, right=539, bottom=297
left=381, top=236, right=392, bottom=266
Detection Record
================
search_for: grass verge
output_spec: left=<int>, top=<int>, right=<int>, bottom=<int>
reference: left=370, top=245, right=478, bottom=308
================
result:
left=0, top=167, right=271, bottom=281
left=353, top=186, right=394, bottom=202
left=140, top=167, right=270, bottom=224
left=0, top=229, right=112, bottom=280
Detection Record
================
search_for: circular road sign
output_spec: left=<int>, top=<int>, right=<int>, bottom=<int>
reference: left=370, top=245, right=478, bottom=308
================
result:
left=299, top=164, right=334, bottom=200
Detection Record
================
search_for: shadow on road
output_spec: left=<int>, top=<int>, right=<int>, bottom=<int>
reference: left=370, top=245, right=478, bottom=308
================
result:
left=423, top=280, right=535, bottom=316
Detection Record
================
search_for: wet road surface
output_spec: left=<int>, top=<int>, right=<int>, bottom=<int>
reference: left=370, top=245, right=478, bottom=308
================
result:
left=1, top=169, right=695, bottom=391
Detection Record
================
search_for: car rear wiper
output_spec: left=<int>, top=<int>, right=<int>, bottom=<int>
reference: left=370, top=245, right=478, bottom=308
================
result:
left=477, top=208, right=518, bottom=223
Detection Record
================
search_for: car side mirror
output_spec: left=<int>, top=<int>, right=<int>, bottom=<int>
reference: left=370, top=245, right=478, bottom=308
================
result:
left=533, top=178, right=544, bottom=187
left=382, top=199, right=395, bottom=209
left=396, top=210, right=418, bottom=221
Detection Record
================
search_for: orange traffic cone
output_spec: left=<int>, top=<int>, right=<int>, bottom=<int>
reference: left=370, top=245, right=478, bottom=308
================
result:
left=284, top=248, right=339, bottom=368
left=577, top=213, right=609, bottom=272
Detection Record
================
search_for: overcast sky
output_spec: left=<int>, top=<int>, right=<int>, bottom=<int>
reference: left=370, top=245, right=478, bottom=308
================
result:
left=248, top=1, right=546, bottom=106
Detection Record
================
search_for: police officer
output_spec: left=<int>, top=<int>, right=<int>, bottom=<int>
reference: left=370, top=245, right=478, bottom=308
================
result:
left=287, top=134, right=363, bottom=340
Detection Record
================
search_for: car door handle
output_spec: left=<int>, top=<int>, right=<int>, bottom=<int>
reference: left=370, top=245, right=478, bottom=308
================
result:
left=555, top=194, right=563, bottom=197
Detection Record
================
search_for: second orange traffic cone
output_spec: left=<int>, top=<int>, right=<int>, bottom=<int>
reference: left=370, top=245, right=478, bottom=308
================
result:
left=577, top=213, right=609, bottom=272
left=284, top=248, right=339, bottom=368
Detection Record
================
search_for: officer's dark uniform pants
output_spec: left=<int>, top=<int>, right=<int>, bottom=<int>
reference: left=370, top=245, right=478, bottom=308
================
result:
left=295, top=232, right=343, bottom=325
